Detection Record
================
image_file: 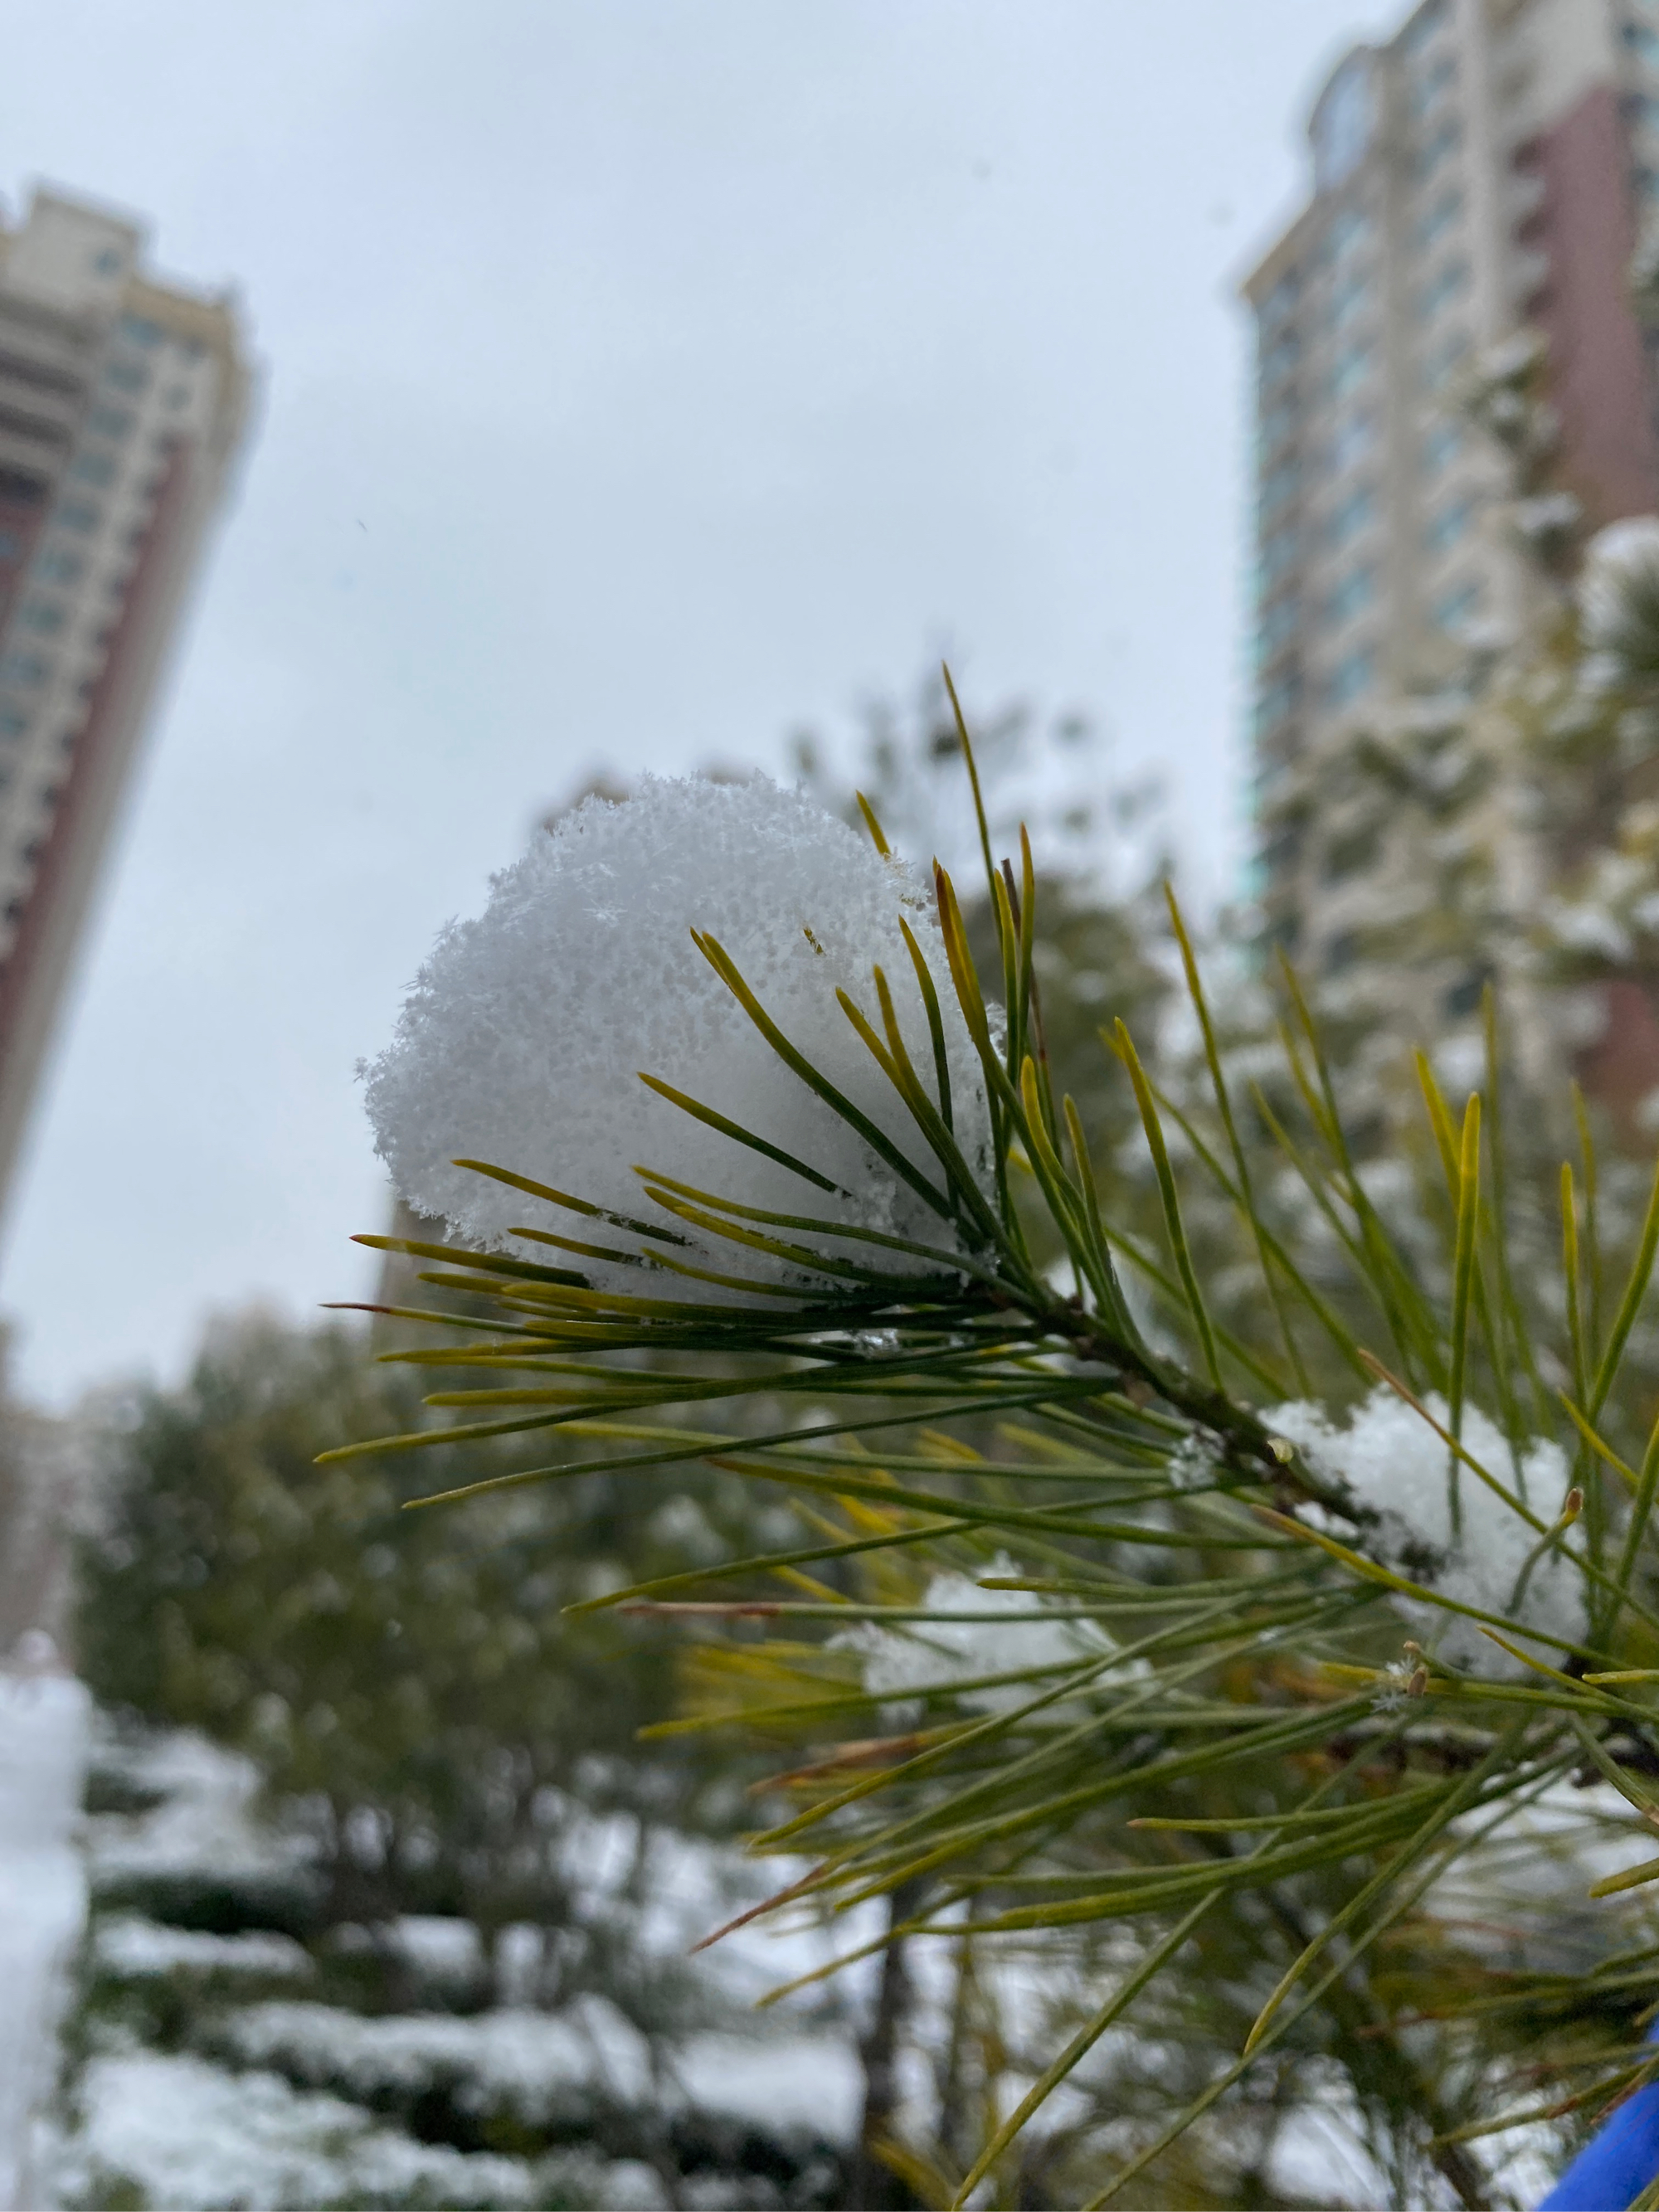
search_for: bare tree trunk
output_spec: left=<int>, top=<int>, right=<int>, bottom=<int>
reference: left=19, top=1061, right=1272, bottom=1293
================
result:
left=851, top=1879, right=924, bottom=2210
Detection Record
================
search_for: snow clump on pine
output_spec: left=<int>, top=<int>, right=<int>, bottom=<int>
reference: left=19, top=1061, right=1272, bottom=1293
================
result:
left=362, top=774, right=992, bottom=1298
left=1581, top=516, right=1659, bottom=654
left=837, top=1555, right=1148, bottom=1726
left=1267, top=1388, right=1584, bottom=1675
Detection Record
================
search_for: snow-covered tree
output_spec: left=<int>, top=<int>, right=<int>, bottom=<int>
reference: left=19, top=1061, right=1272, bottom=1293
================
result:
left=55, top=1310, right=872, bottom=2210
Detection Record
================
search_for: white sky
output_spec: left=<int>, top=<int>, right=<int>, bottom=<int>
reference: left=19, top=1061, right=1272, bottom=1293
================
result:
left=0, top=1, right=1402, bottom=1406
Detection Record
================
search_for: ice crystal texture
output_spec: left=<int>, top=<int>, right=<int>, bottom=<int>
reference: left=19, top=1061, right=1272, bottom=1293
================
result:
left=362, top=775, right=992, bottom=1296
left=1267, top=1388, right=1584, bottom=1674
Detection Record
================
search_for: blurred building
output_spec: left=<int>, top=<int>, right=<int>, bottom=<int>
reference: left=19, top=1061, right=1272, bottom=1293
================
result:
left=0, top=187, right=252, bottom=1220
left=1243, top=0, right=1659, bottom=967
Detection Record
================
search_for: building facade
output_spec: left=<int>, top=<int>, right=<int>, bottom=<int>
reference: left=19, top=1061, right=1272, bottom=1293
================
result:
left=0, top=187, right=252, bottom=1218
left=1243, top=0, right=1659, bottom=971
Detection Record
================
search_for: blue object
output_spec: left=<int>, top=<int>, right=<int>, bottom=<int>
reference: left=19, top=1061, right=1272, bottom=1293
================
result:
left=1540, top=2034, right=1659, bottom=2210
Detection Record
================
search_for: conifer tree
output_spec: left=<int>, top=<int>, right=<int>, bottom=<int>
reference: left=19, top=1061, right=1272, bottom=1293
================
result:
left=332, top=672, right=1659, bottom=2206
left=59, top=1311, right=864, bottom=2210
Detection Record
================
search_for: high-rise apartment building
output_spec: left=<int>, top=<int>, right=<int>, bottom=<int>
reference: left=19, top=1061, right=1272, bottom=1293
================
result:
left=1243, top=0, right=1659, bottom=967
left=0, top=187, right=251, bottom=1215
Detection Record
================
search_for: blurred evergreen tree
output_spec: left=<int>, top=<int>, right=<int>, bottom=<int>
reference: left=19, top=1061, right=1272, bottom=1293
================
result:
left=59, top=1311, right=868, bottom=2210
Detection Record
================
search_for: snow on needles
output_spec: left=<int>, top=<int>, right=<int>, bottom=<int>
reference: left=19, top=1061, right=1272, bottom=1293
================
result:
left=362, top=775, right=993, bottom=1296
left=1580, top=515, right=1659, bottom=648
left=839, top=1556, right=1146, bottom=1723
left=1267, top=1388, right=1584, bottom=1675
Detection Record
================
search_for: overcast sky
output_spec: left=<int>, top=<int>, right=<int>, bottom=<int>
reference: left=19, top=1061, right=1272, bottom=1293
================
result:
left=0, top=1, right=1401, bottom=1406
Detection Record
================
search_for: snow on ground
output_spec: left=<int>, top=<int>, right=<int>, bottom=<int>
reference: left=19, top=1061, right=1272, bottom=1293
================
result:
left=0, top=1674, right=88, bottom=2212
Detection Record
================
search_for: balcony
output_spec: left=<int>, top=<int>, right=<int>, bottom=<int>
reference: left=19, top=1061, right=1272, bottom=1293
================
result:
left=0, top=369, right=79, bottom=438
left=0, top=424, right=64, bottom=486
left=1506, top=169, right=1546, bottom=224
left=1508, top=246, right=1550, bottom=308
left=0, top=398, right=71, bottom=454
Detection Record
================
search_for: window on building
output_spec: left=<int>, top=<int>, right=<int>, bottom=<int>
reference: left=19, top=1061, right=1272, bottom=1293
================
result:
left=1433, top=576, right=1483, bottom=629
left=17, top=600, right=63, bottom=635
left=1329, top=411, right=1374, bottom=471
left=1314, top=54, right=1375, bottom=192
left=1326, top=563, right=1375, bottom=625
left=1325, top=928, right=1362, bottom=972
left=1326, top=644, right=1376, bottom=707
left=1262, top=270, right=1301, bottom=329
left=1330, top=270, right=1370, bottom=331
left=35, top=546, right=83, bottom=586
left=91, top=246, right=124, bottom=276
left=70, top=451, right=115, bottom=489
left=1410, top=53, right=1457, bottom=118
left=1423, top=419, right=1462, bottom=474
left=1260, top=522, right=1300, bottom=591
left=0, top=469, right=46, bottom=511
left=1252, top=759, right=1296, bottom=813
left=55, top=500, right=100, bottom=533
left=1258, top=594, right=1301, bottom=664
left=1627, top=22, right=1659, bottom=65
left=0, top=351, right=78, bottom=402
left=1415, top=189, right=1463, bottom=250
left=1324, top=206, right=1374, bottom=262
left=1329, top=343, right=1372, bottom=401
left=1423, top=330, right=1471, bottom=391
left=1261, top=396, right=1297, bottom=454
left=118, top=315, right=163, bottom=348
left=0, top=653, right=47, bottom=688
left=1328, top=484, right=1378, bottom=547
left=1426, top=495, right=1475, bottom=553
left=1255, top=666, right=1304, bottom=735
left=86, top=404, right=133, bottom=440
left=1262, top=329, right=1301, bottom=386
left=1418, top=120, right=1463, bottom=177
left=0, top=707, right=27, bottom=739
left=103, top=356, right=148, bottom=395
left=1401, top=0, right=1447, bottom=51
left=1418, top=258, right=1469, bottom=319
left=1261, top=455, right=1301, bottom=519
left=0, top=532, right=19, bottom=565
